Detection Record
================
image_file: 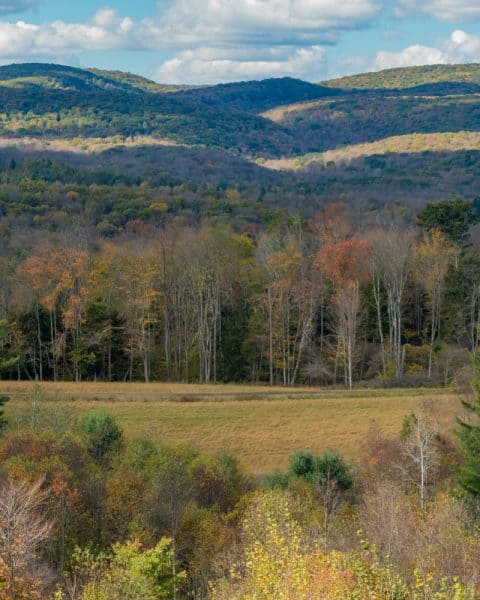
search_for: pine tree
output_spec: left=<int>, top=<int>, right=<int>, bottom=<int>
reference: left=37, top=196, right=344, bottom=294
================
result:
left=457, top=353, right=480, bottom=496
left=0, top=319, right=19, bottom=373
left=0, top=395, right=9, bottom=432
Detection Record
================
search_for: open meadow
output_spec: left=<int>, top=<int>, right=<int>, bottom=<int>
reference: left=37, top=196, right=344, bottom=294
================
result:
left=0, top=382, right=462, bottom=472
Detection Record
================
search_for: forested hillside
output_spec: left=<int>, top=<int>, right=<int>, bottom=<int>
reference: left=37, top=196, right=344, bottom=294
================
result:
left=2, top=63, right=480, bottom=386
left=324, top=62, right=480, bottom=89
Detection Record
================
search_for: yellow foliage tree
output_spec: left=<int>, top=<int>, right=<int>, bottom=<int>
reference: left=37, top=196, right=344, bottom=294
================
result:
left=413, top=230, right=460, bottom=377
left=211, top=491, right=475, bottom=600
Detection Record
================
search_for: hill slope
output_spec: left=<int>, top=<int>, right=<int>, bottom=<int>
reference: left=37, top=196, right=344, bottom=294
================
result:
left=0, top=63, right=156, bottom=93
left=323, top=63, right=480, bottom=90
left=0, top=64, right=302, bottom=157
left=179, top=77, right=342, bottom=112
left=2, top=62, right=480, bottom=236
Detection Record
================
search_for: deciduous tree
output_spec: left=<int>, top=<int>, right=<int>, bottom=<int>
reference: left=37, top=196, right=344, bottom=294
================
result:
left=317, top=239, right=370, bottom=388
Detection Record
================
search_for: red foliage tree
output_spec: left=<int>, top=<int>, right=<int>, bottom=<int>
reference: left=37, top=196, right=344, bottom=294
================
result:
left=316, top=239, right=370, bottom=388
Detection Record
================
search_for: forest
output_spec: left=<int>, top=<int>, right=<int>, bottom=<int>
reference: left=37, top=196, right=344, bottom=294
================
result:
left=1, top=198, right=479, bottom=387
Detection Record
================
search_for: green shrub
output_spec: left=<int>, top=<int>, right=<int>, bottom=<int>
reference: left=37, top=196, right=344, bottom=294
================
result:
left=77, top=410, right=122, bottom=462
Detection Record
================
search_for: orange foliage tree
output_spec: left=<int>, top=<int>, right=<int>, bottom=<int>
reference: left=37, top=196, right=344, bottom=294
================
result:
left=317, top=239, right=370, bottom=389
left=17, top=245, right=90, bottom=381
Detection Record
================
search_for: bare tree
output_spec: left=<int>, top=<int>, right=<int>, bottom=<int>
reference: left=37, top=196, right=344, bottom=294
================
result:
left=361, top=479, right=414, bottom=567
left=398, top=414, right=438, bottom=510
left=334, top=282, right=362, bottom=390
left=369, top=228, right=413, bottom=379
left=0, top=478, right=53, bottom=599
left=258, top=232, right=317, bottom=386
left=313, top=472, right=343, bottom=553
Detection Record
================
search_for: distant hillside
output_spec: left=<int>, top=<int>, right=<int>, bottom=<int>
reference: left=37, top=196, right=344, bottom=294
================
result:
left=2, top=61, right=480, bottom=234
left=261, top=131, right=480, bottom=170
left=262, top=93, right=480, bottom=153
left=0, top=64, right=300, bottom=157
left=4, top=63, right=480, bottom=159
left=324, top=63, right=480, bottom=90
left=179, top=77, right=342, bottom=112
left=86, top=68, right=187, bottom=93
left=0, top=63, right=152, bottom=93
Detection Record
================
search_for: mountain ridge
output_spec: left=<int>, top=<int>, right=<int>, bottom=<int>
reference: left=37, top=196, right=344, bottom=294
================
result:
left=323, top=62, right=480, bottom=90
left=1, top=61, right=480, bottom=235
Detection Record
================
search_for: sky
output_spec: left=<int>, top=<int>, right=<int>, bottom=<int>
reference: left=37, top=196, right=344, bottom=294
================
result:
left=1, top=0, right=480, bottom=84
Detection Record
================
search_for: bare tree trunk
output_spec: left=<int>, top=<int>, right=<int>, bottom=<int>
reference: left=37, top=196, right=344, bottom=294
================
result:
left=428, top=293, right=440, bottom=379
left=403, top=415, right=438, bottom=510
left=49, top=310, right=58, bottom=382
left=372, top=274, right=386, bottom=376
left=143, top=322, right=150, bottom=383
left=268, top=288, right=274, bottom=386
left=164, top=301, right=172, bottom=381
left=35, top=302, right=43, bottom=381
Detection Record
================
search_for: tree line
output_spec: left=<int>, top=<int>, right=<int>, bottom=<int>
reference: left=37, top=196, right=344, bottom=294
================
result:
left=1, top=198, right=479, bottom=387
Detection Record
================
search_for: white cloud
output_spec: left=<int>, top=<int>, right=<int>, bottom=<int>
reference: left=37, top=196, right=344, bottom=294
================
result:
left=154, top=0, right=381, bottom=46
left=447, top=29, right=480, bottom=58
left=0, top=1, right=383, bottom=83
left=0, top=10, right=141, bottom=58
left=0, top=0, right=382, bottom=56
left=372, top=29, right=480, bottom=71
left=151, top=0, right=381, bottom=82
left=155, top=45, right=327, bottom=85
left=396, top=0, right=480, bottom=23
left=374, top=44, right=447, bottom=69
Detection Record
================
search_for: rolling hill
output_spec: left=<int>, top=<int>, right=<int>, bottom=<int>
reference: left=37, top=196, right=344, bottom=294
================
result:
left=178, top=77, right=342, bottom=112
left=2, top=62, right=480, bottom=236
left=323, top=62, right=480, bottom=90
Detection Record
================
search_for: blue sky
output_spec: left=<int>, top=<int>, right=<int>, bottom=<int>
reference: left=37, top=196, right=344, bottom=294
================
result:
left=1, top=0, right=480, bottom=84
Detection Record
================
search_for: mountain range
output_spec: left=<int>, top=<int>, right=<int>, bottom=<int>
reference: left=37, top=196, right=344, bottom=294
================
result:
left=2, top=61, right=480, bottom=236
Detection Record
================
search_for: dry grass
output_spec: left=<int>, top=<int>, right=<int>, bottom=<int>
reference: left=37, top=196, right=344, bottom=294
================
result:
left=0, top=382, right=462, bottom=473
left=260, top=131, right=480, bottom=171
left=261, top=99, right=328, bottom=123
left=0, top=135, right=186, bottom=154
left=0, top=381, right=322, bottom=401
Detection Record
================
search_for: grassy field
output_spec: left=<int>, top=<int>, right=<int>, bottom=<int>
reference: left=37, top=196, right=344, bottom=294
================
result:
left=261, top=131, right=480, bottom=171
left=0, top=382, right=463, bottom=473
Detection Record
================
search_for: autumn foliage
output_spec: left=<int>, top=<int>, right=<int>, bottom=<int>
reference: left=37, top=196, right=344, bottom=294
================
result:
left=316, top=238, right=371, bottom=286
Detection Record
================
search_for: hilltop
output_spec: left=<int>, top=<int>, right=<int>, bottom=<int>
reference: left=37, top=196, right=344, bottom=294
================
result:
left=323, top=62, right=480, bottom=90
left=178, top=77, right=342, bottom=112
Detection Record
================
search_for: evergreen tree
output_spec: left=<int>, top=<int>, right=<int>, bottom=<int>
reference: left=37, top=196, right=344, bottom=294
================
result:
left=0, top=395, right=9, bottom=432
left=0, top=319, right=19, bottom=374
left=457, top=353, right=480, bottom=496
left=417, top=198, right=480, bottom=248
left=77, top=410, right=123, bottom=463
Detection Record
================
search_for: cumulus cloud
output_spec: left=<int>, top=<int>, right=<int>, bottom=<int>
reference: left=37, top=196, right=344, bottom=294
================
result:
left=0, top=10, right=140, bottom=59
left=0, top=1, right=382, bottom=55
left=396, top=0, right=480, bottom=23
left=151, top=0, right=381, bottom=82
left=373, top=29, right=480, bottom=70
left=155, top=45, right=327, bottom=85
left=0, top=1, right=383, bottom=83
left=374, top=44, right=447, bottom=69
left=155, top=0, right=381, bottom=46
